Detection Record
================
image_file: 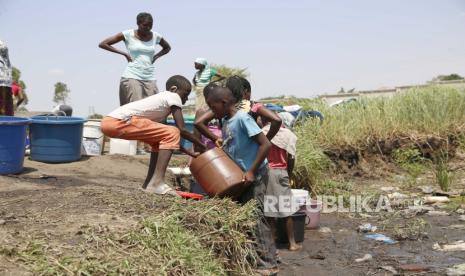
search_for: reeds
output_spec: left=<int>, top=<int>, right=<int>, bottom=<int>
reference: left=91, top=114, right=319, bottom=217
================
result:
left=294, top=85, right=465, bottom=190
left=300, top=86, right=465, bottom=147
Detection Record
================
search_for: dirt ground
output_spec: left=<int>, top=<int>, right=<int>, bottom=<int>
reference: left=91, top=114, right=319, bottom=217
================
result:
left=1, top=153, right=465, bottom=275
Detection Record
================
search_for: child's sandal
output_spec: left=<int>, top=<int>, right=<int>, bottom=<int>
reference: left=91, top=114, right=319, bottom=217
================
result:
left=147, top=183, right=180, bottom=197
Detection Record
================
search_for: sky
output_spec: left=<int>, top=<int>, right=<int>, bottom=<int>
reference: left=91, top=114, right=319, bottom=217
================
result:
left=1, top=0, right=465, bottom=116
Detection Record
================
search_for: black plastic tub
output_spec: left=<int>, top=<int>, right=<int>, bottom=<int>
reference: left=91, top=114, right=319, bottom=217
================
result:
left=275, top=211, right=306, bottom=243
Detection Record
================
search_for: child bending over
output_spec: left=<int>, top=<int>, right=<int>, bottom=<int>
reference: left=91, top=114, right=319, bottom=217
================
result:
left=101, top=75, right=206, bottom=196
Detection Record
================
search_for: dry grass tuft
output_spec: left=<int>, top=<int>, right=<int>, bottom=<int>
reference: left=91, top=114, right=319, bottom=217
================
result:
left=1, top=197, right=258, bottom=276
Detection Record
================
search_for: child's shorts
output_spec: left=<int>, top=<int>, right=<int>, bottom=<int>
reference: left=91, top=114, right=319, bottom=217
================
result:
left=101, top=116, right=180, bottom=152
left=264, top=168, right=298, bottom=218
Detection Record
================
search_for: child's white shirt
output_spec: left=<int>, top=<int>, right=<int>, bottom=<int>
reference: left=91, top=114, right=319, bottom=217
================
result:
left=108, top=91, right=182, bottom=122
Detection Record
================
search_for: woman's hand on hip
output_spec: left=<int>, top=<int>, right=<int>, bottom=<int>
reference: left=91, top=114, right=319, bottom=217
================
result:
left=124, top=53, right=133, bottom=62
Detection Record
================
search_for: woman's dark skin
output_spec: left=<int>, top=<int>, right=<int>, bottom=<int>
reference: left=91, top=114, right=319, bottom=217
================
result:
left=98, top=18, right=171, bottom=63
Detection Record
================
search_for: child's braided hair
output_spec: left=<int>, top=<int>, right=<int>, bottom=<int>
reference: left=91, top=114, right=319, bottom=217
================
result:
left=225, top=75, right=246, bottom=104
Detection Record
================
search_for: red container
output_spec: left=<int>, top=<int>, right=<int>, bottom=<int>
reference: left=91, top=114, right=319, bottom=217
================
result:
left=176, top=191, right=204, bottom=200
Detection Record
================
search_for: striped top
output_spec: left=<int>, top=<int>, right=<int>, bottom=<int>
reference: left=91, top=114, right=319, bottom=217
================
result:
left=194, top=67, right=217, bottom=87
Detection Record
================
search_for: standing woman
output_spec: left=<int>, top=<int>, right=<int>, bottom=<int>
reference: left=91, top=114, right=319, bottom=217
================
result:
left=193, top=58, right=224, bottom=110
left=99, top=12, right=171, bottom=106
left=0, top=39, right=13, bottom=116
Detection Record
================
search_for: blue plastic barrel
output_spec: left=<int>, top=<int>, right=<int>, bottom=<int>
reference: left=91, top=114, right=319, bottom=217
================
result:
left=166, top=119, right=194, bottom=149
left=0, top=116, right=31, bottom=174
left=30, top=116, right=86, bottom=163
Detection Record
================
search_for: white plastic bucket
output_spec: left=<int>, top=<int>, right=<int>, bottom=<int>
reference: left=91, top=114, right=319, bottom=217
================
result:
left=109, top=138, right=137, bottom=155
left=291, top=189, right=309, bottom=207
left=82, top=120, right=104, bottom=156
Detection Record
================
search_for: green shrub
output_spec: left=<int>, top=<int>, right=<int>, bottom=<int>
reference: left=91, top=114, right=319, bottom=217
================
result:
left=392, top=148, right=426, bottom=183
left=434, top=151, right=453, bottom=192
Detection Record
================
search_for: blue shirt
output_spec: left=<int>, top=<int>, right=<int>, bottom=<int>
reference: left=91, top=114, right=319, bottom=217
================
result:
left=121, top=30, right=162, bottom=81
left=222, top=110, right=267, bottom=172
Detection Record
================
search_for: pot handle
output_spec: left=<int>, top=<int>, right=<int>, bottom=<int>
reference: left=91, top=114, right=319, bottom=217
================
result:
left=44, top=111, right=67, bottom=120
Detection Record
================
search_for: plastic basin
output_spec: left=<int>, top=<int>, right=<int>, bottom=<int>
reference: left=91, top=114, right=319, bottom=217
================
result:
left=291, top=189, right=310, bottom=206
left=300, top=199, right=322, bottom=229
left=30, top=116, right=86, bottom=163
left=0, top=116, right=31, bottom=174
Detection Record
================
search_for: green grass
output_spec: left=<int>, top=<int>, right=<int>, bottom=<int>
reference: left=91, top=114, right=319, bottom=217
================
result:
left=392, top=148, right=427, bottom=187
left=443, top=196, right=465, bottom=211
left=293, top=85, right=465, bottom=192
left=318, top=179, right=353, bottom=195
left=459, top=134, right=465, bottom=152
left=293, top=124, right=330, bottom=190
left=298, top=86, right=465, bottom=148
left=435, top=158, right=453, bottom=192
left=317, top=179, right=353, bottom=204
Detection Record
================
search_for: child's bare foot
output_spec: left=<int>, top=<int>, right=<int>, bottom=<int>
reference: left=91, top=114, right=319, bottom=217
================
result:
left=145, top=183, right=180, bottom=197
left=288, top=243, right=303, bottom=251
left=275, top=250, right=281, bottom=263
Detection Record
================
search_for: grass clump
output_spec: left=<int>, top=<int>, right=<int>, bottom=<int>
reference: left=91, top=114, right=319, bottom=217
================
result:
left=435, top=158, right=453, bottom=192
left=392, top=147, right=426, bottom=187
left=458, top=134, right=465, bottom=152
left=393, top=218, right=429, bottom=241
left=443, top=196, right=465, bottom=211
left=161, top=199, right=258, bottom=274
left=129, top=214, right=226, bottom=275
left=392, top=148, right=424, bottom=166
left=316, top=179, right=353, bottom=204
left=432, top=149, right=454, bottom=192
left=1, top=198, right=258, bottom=276
left=318, top=179, right=353, bottom=195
